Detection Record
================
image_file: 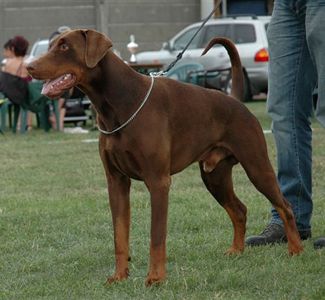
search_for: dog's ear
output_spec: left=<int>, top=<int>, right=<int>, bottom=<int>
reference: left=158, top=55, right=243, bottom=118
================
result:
left=81, top=29, right=112, bottom=68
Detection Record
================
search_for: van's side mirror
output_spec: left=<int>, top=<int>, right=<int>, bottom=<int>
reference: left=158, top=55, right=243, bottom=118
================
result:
left=162, top=41, right=172, bottom=52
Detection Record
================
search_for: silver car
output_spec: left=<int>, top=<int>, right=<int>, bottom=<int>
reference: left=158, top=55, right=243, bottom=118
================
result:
left=136, top=16, right=271, bottom=101
left=25, top=39, right=49, bottom=64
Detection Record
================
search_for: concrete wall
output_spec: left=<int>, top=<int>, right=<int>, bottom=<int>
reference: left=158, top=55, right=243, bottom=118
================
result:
left=0, top=0, right=201, bottom=60
left=0, top=0, right=96, bottom=54
left=99, top=0, right=200, bottom=58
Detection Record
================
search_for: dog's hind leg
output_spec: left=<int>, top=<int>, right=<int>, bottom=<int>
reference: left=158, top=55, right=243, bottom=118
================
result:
left=199, top=159, right=247, bottom=255
left=235, top=133, right=303, bottom=255
left=241, top=157, right=303, bottom=255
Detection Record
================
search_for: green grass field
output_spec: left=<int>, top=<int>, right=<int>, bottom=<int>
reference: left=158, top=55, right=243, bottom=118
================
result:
left=1, top=102, right=324, bottom=299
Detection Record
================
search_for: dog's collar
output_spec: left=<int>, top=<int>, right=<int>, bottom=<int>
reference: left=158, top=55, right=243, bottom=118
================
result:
left=98, top=74, right=155, bottom=135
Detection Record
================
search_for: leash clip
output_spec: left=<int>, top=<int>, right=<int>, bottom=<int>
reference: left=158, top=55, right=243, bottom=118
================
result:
left=149, top=70, right=166, bottom=77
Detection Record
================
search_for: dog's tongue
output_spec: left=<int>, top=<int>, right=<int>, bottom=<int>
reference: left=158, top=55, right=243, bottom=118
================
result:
left=41, top=74, right=74, bottom=98
left=41, top=81, right=55, bottom=97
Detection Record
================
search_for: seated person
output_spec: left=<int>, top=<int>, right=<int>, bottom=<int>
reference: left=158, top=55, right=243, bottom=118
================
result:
left=1, top=36, right=32, bottom=130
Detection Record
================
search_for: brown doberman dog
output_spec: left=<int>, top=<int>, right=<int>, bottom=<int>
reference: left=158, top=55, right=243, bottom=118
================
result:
left=27, top=29, right=303, bottom=286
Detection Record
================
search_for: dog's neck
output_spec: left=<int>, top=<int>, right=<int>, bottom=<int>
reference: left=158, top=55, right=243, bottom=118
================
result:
left=79, top=50, right=150, bottom=133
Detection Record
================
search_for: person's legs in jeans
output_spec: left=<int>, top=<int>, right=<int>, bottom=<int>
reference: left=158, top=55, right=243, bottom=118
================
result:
left=269, top=0, right=316, bottom=232
left=246, top=0, right=317, bottom=245
left=307, top=1, right=325, bottom=126
left=306, top=0, right=325, bottom=248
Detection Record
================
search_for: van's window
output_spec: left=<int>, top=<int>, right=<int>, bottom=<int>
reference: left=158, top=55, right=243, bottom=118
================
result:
left=33, top=43, right=49, bottom=57
left=201, top=25, right=231, bottom=47
left=233, top=24, right=256, bottom=44
left=173, top=27, right=203, bottom=51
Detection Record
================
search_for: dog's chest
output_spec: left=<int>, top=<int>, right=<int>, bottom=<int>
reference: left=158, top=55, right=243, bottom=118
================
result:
left=100, top=137, right=144, bottom=179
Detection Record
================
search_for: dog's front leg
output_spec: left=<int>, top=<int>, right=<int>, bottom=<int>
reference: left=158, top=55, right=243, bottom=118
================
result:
left=105, top=174, right=131, bottom=284
left=145, top=175, right=171, bottom=286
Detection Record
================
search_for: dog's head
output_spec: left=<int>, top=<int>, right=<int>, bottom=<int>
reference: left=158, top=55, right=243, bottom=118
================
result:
left=27, top=29, right=112, bottom=98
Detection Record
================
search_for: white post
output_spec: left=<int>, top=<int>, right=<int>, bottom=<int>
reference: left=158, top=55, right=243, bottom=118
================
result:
left=200, top=0, right=214, bottom=19
left=222, top=0, right=227, bottom=17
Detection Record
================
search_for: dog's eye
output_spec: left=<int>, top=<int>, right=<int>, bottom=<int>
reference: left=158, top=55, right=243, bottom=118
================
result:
left=60, top=43, right=69, bottom=51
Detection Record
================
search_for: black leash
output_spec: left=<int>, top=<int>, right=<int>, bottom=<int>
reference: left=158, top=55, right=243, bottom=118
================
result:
left=162, top=0, right=222, bottom=74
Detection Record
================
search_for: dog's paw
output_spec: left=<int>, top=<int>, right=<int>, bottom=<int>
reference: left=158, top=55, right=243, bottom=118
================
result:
left=145, top=276, right=165, bottom=287
left=224, top=246, right=244, bottom=256
left=145, top=270, right=166, bottom=287
left=105, top=269, right=129, bottom=285
left=288, top=244, right=304, bottom=256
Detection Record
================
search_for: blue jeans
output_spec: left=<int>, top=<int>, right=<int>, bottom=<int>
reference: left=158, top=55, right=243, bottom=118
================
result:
left=267, top=0, right=325, bottom=232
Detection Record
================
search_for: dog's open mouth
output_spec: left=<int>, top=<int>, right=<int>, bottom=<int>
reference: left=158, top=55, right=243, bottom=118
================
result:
left=41, top=73, right=76, bottom=98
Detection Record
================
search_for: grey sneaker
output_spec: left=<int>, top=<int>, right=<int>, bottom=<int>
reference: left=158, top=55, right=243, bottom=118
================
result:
left=314, top=237, right=325, bottom=249
left=246, top=223, right=311, bottom=246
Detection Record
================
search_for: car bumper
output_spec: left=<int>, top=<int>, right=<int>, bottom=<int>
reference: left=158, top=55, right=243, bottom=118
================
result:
left=246, top=64, right=269, bottom=94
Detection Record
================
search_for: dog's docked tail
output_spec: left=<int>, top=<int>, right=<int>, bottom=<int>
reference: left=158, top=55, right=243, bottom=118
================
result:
left=201, top=38, right=244, bottom=101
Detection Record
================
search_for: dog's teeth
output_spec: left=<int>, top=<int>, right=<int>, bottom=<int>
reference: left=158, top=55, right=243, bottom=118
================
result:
left=64, top=74, right=71, bottom=80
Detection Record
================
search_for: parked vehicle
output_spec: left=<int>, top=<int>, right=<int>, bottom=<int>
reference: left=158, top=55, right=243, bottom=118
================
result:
left=26, top=39, right=49, bottom=63
left=136, top=15, right=271, bottom=101
left=26, top=26, right=71, bottom=63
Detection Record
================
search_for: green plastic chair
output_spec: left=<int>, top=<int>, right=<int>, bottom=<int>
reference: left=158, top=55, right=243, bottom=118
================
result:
left=0, top=92, right=28, bottom=133
left=0, top=81, right=60, bottom=133
left=0, top=93, right=9, bottom=132
left=166, top=62, right=205, bottom=84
